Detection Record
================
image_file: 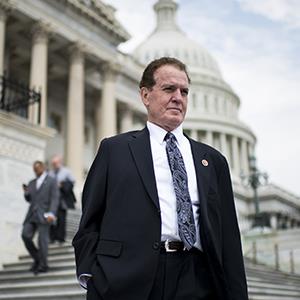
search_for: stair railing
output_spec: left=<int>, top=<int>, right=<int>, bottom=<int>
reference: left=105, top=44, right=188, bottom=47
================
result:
left=0, top=74, right=41, bottom=121
left=244, top=241, right=298, bottom=274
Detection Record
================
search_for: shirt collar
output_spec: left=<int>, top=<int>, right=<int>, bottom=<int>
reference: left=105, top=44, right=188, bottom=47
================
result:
left=147, top=121, right=185, bottom=146
left=37, top=171, right=47, bottom=181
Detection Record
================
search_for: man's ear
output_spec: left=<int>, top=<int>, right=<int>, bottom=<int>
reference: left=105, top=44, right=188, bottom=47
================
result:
left=140, top=87, right=150, bottom=107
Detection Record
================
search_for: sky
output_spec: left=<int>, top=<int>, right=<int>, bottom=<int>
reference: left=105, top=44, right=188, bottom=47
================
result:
left=105, top=0, right=300, bottom=196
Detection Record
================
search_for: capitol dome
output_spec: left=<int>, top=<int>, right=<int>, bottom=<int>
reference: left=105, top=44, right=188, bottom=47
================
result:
left=133, top=0, right=257, bottom=187
left=133, top=0, right=222, bottom=80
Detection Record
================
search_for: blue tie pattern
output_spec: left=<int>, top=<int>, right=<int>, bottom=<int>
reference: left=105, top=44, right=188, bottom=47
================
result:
left=165, top=132, right=196, bottom=250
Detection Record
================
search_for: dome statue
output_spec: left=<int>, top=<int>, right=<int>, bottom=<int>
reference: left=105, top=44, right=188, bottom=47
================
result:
left=133, top=0, right=256, bottom=188
left=132, top=0, right=260, bottom=231
left=134, top=0, right=222, bottom=80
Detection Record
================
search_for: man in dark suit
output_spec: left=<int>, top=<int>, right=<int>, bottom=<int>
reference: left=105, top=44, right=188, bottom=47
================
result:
left=73, top=57, right=248, bottom=300
left=22, top=161, right=59, bottom=274
left=49, top=155, right=76, bottom=243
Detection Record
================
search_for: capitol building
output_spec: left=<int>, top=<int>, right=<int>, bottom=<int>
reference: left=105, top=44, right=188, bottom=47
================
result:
left=0, top=0, right=300, bottom=271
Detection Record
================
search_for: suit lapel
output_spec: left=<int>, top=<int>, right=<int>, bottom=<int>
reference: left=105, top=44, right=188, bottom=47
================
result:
left=128, top=127, right=160, bottom=209
left=189, top=139, right=211, bottom=215
left=36, top=176, right=45, bottom=193
left=31, top=179, right=37, bottom=194
left=189, top=139, right=223, bottom=266
left=128, top=129, right=211, bottom=212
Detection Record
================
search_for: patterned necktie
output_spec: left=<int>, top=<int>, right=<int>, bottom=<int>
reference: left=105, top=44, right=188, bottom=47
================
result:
left=165, top=132, right=196, bottom=249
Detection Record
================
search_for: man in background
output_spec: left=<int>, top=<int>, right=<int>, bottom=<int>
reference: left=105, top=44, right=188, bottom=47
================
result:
left=49, top=155, right=76, bottom=243
left=22, top=161, right=59, bottom=274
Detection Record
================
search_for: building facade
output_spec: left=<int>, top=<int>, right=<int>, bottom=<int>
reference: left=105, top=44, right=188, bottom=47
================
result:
left=0, top=0, right=299, bottom=265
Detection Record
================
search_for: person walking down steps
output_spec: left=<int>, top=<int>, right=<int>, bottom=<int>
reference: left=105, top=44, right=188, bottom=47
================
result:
left=21, top=161, right=59, bottom=274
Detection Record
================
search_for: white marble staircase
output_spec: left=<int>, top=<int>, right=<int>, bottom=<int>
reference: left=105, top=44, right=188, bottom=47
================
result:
left=0, top=209, right=300, bottom=300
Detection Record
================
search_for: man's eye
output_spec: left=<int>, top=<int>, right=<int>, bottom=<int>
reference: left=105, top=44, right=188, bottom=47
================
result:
left=163, top=87, right=174, bottom=92
left=181, top=89, right=189, bottom=96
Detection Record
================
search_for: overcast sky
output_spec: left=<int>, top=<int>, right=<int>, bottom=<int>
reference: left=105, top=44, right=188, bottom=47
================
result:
left=105, top=0, right=300, bottom=196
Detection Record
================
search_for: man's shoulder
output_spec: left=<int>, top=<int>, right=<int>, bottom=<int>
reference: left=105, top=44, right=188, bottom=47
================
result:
left=188, top=137, right=222, bottom=155
left=28, top=178, right=36, bottom=186
left=188, top=137, right=227, bottom=166
left=60, top=166, right=74, bottom=178
left=101, top=128, right=146, bottom=145
left=46, top=174, right=57, bottom=184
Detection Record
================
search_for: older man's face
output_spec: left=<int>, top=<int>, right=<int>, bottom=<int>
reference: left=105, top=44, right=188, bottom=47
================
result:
left=51, top=157, right=61, bottom=170
left=141, top=65, right=189, bottom=132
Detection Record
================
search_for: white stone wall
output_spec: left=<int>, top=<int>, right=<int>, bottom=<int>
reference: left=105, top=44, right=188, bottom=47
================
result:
left=0, top=157, right=32, bottom=267
left=0, top=112, right=54, bottom=267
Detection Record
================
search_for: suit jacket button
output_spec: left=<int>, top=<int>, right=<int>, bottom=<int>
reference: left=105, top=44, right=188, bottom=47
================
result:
left=153, top=241, right=160, bottom=250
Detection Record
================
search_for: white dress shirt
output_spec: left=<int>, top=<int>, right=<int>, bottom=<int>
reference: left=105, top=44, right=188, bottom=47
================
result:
left=79, top=123, right=203, bottom=288
left=147, top=121, right=202, bottom=250
left=35, top=171, right=56, bottom=221
left=49, top=166, right=75, bottom=183
left=36, top=172, right=47, bottom=189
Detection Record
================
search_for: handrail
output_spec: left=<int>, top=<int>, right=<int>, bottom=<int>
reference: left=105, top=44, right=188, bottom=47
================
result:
left=244, top=240, right=299, bottom=274
left=0, top=75, right=41, bottom=121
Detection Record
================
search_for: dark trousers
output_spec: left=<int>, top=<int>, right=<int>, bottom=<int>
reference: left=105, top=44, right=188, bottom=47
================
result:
left=50, top=208, right=66, bottom=242
left=21, top=221, right=49, bottom=268
left=148, top=249, right=216, bottom=300
left=86, top=249, right=215, bottom=300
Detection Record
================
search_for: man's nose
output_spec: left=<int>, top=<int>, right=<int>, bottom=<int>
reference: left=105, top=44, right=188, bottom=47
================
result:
left=172, top=88, right=183, bottom=100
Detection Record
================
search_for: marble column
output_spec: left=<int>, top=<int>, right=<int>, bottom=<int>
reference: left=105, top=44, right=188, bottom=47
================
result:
left=241, top=139, right=249, bottom=174
left=232, top=135, right=240, bottom=175
left=66, top=44, right=85, bottom=185
left=248, top=142, right=255, bottom=157
left=0, top=7, right=8, bottom=76
left=29, top=22, right=49, bottom=126
left=120, top=106, right=133, bottom=133
left=208, top=95, right=215, bottom=114
left=270, top=214, right=278, bottom=229
left=223, top=99, right=227, bottom=116
left=220, top=133, right=228, bottom=158
left=205, top=130, right=213, bottom=146
left=190, top=129, right=198, bottom=141
left=214, top=134, right=221, bottom=151
left=98, top=62, right=118, bottom=140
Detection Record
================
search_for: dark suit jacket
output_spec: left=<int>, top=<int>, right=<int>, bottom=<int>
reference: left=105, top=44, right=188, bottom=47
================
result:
left=73, top=127, right=248, bottom=300
left=24, top=174, right=59, bottom=225
left=60, top=180, right=76, bottom=209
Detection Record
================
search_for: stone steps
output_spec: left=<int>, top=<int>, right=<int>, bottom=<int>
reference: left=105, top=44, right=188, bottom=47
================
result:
left=3, top=254, right=75, bottom=269
left=247, top=275, right=300, bottom=287
left=246, top=268, right=300, bottom=284
left=1, top=212, right=300, bottom=300
left=249, top=293, right=300, bottom=299
left=0, top=261, right=76, bottom=276
left=245, top=258, right=300, bottom=283
left=19, top=248, right=74, bottom=259
left=0, top=279, right=82, bottom=295
left=248, top=282, right=300, bottom=294
left=0, top=290, right=85, bottom=300
left=0, top=269, right=78, bottom=284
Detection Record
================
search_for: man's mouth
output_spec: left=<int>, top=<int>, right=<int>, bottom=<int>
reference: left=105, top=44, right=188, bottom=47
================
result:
left=168, top=107, right=182, bottom=112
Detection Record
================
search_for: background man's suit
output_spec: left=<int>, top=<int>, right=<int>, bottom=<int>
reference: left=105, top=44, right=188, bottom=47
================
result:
left=73, top=127, right=248, bottom=300
left=49, top=165, right=76, bottom=243
left=22, top=174, right=59, bottom=270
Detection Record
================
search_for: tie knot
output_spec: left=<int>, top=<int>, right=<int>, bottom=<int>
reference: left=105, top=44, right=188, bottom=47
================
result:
left=164, top=132, right=176, bottom=143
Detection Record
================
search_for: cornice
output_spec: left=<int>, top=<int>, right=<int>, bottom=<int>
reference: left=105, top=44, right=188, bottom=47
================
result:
left=0, top=0, right=14, bottom=19
left=57, top=0, right=130, bottom=44
left=0, top=0, right=14, bottom=12
left=0, top=111, right=55, bottom=139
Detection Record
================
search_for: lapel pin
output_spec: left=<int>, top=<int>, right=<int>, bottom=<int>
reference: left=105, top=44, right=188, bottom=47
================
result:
left=202, top=159, right=208, bottom=167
